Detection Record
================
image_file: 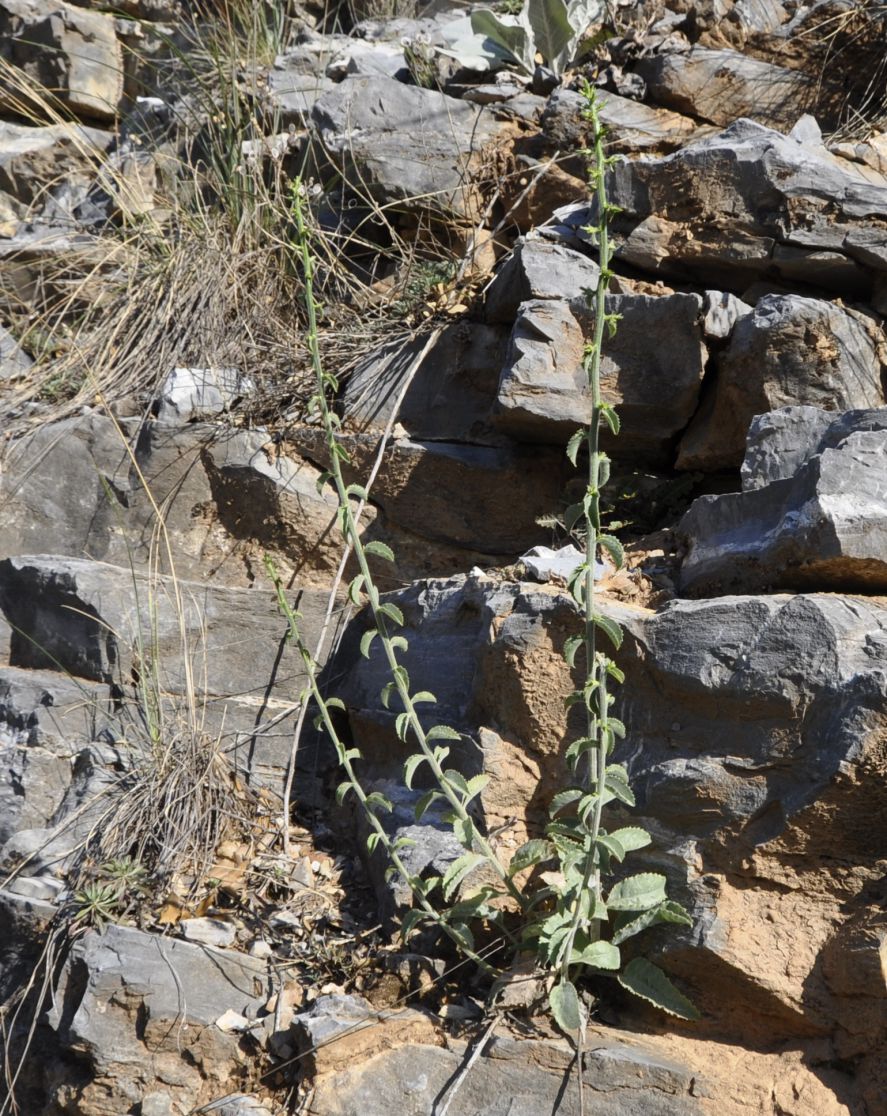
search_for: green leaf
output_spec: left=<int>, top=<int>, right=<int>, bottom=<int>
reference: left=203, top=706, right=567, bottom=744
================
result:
left=592, top=612, right=623, bottom=649
left=395, top=712, right=411, bottom=741
left=404, top=753, right=427, bottom=789
left=618, top=958, right=700, bottom=1020
left=563, top=634, right=584, bottom=668
left=359, top=628, right=378, bottom=659
left=604, top=774, right=635, bottom=807
left=566, top=427, right=586, bottom=467
left=444, top=769, right=470, bottom=796
left=549, top=787, right=583, bottom=816
left=335, top=781, right=353, bottom=805
left=453, top=816, right=474, bottom=847
left=414, top=788, right=441, bottom=821
left=345, top=483, right=367, bottom=501
left=427, top=724, right=461, bottom=742
left=442, top=852, right=485, bottom=901
left=413, top=690, right=437, bottom=704
left=365, top=791, right=393, bottom=814
left=596, top=833, right=626, bottom=861
left=608, top=827, right=651, bottom=853
left=508, top=838, right=554, bottom=877
left=364, top=540, right=395, bottom=563
left=379, top=601, right=404, bottom=627
left=380, top=681, right=396, bottom=709
left=465, top=773, right=490, bottom=800
left=390, top=635, right=409, bottom=653
left=526, top=0, right=574, bottom=71
left=348, top=574, right=366, bottom=605
left=607, top=873, right=668, bottom=912
left=598, top=533, right=624, bottom=570
left=571, top=940, right=621, bottom=970
left=549, top=979, right=582, bottom=1033
left=400, top=908, right=426, bottom=943
left=470, top=8, right=530, bottom=69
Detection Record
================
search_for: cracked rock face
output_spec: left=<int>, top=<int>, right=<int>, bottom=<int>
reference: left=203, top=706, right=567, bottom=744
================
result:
left=679, top=408, right=887, bottom=592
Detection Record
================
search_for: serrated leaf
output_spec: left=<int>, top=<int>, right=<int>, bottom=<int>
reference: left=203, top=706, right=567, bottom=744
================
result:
left=600, top=404, right=620, bottom=434
left=380, top=681, right=396, bottom=709
left=379, top=601, right=404, bottom=627
left=365, top=791, right=393, bottom=814
left=598, top=533, right=624, bottom=570
left=359, top=628, right=378, bottom=659
left=404, top=753, right=427, bottom=789
left=348, top=574, right=366, bottom=605
left=465, top=773, right=490, bottom=799
left=413, top=690, right=437, bottom=704
left=596, top=833, right=626, bottom=861
left=604, top=774, right=635, bottom=807
left=563, top=634, right=584, bottom=668
left=453, top=816, right=473, bottom=847
left=508, top=838, right=554, bottom=877
left=571, top=940, right=621, bottom=970
left=549, top=787, right=583, bottom=816
left=444, top=769, right=470, bottom=795
left=364, top=540, right=395, bottom=562
left=395, top=711, right=411, bottom=741
left=566, top=427, right=586, bottom=467
left=592, top=612, right=623, bottom=649
left=414, top=788, right=441, bottom=821
left=427, top=724, right=461, bottom=742
left=607, top=873, right=667, bottom=912
left=549, top=979, right=582, bottom=1033
left=400, top=908, right=426, bottom=943
left=608, top=827, right=651, bottom=853
left=618, top=958, right=700, bottom=1020
left=442, top=852, right=485, bottom=901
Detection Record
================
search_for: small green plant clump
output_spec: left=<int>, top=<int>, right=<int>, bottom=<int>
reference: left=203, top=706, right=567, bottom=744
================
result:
left=272, top=83, right=697, bottom=1036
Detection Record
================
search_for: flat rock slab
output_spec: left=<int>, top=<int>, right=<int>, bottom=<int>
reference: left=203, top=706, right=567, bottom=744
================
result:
left=310, top=76, right=501, bottom=218
left=289, top=427, right=570, bottom=556
left=0, top=554, right=338, bottom=706
left=496, top=292, right=706, bottom=465
left=677, top=294, right=885, bottom=470
left=636, top=46, right=813, bottom=130
left=43, top=923, right=271, bottom=1112
left=680, top=411, right=887, bottom=593
left=306, top=1031, right=702, bottom=1116
left=0, top=666, right=114, bottom=842
left=542, top=87, right=704, bottom=156
left=607, top=118, right=887, bottom=293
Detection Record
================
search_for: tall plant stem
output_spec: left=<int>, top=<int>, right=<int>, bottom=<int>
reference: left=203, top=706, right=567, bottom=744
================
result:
left=558, top=85, right=616, bottom=981
left=290, top=183, right=526, bottom=912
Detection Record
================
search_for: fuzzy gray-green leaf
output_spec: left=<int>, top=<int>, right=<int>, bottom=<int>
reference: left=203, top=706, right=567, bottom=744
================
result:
left=618, top=958, right=700, bottom=1020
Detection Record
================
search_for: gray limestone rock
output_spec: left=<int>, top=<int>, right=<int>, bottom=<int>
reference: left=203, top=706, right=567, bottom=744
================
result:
left=606, top=118, right=887, bottom=293
left=44, top=924, right=270, bottom=1109
left=677, top=295, right=885, bottom=471
left=289, top=426, right=570, bottom=556
left=636, top=47, right=812, bottom=130
left=0, top=0, right=125, bottom=122
left=484, top=240, right=601, bottom=324
left=496, top=292, right=706, bottom=465
left=155, top=366, right=252, bottom=423
left=310, top=76, right=501, bottom=218
left=0, top=323, right=32, bottom=381
left=305, top=1032, right=702, bottom=1116
left=742, top=405, right=887, bottom=489
left=0, top=666, right=114, bottom=843
left=679, top=412, right=887, bottom=593
left=542, top=87, right=703, bottom=156
left=0, top=552, right=334, bottom=692
left=265, top=59, right=336, bottom=129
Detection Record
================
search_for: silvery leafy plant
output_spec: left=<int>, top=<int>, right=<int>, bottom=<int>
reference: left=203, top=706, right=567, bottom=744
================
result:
left=439, top=0, right=604, bottom=77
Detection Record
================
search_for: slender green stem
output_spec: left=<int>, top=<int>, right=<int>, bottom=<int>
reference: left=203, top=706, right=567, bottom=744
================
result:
left=290, top=184, right=526, bottom=913
left=265, top=559, right=497, bottom=977
left=557, top=85, right=616, bottom=980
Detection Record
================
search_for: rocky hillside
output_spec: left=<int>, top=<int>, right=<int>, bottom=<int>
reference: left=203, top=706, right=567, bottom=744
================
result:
left=1, top=0, right=886, bottom=1114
